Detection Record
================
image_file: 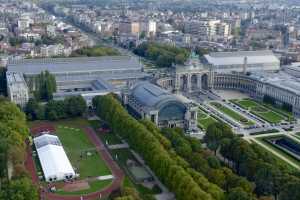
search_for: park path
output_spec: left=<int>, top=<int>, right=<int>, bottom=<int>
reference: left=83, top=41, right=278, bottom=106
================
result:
left=26, top=123, right=124, bottom=200
left=250, top=138, right=300, bottom=170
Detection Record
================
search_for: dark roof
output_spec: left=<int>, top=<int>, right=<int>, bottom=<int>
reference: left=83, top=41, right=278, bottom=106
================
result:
left=7, top=56, right=142, bottom=75
left=131, top=82, right=185, bottom=110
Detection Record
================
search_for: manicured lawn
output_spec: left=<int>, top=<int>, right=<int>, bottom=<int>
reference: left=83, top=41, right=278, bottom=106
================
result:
left=197, top=108, right=219, bottom=130
left=211, top=102, right=254, bottom=126
left=234, top=99, right=259, bottom=109
left=55, top=125, right=111, bottom=178
left=231, top=99, right=287, bottom=124
left=198, top=117, right=217, bottom=130
left=55, top=179, right=112, bottom=195
left=252, top=110, right=284, bottom=124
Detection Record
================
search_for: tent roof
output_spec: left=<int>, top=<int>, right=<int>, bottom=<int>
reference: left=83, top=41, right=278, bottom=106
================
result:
left=34, top=134, right=75, bottom=179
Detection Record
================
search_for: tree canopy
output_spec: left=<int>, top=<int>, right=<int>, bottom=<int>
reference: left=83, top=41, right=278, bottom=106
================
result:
left=93, top=94, right=215, bottom=200
left=71, top=46, right=120, bottom=57
left=34, top=70, right=56, bottom=101
left=0, top=98, right=38, bottom=200
left=133, top=42, right=190, bottom=67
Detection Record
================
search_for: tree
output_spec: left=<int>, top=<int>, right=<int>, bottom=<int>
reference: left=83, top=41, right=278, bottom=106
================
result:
left=25, top=98, right=45, bottom=120
left=254, top=163, right=281, bottom=197
left=45, top=100, right=66, bottom=120
left=227, top=187, right=254, bottom=200
left=0, top=99, right=37, bottom=199
left=64, top=96, right=87, bottom=117
left=92, top=94, right=214, bottom=200
left=35, top=70, right=56, bottom=101
left=205, top=122, right=233, bottom=155
left=279, top=178, right=300, bottom=200
left=6, top=177, right=38, bottom=200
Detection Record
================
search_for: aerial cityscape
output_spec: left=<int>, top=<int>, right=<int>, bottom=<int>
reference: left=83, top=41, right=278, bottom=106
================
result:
left=1, top=0, right=300, bottom=200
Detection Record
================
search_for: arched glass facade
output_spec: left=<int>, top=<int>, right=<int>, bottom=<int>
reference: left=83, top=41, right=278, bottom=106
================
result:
left=158, top=102, right=186, bottom=121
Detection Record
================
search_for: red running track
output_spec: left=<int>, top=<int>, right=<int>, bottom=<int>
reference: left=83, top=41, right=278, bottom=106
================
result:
left=26, top=123, right=124, bottom=200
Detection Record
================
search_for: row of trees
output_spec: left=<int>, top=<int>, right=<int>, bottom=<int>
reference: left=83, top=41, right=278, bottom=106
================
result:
left=205, top=122, right=300, bottom=200
left=133, top=42, right=190, bottom=67
left=0, top=98, right=38, bottom=200
left=93, top=94, right=216, bottom=200
left=141, top=120, right=225, bottom=200
left=142, top=120, right=259, bottom=200
left=70, top=46, right=120, bottom=57
left=34, top=70, right=56, bottom=101
left=25, top=95, right=87, bottom=121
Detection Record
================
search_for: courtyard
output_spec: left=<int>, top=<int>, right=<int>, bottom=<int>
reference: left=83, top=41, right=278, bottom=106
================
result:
left=210, top=102, right=255, bottom=126
left=230, top=98, right=294, bottom=124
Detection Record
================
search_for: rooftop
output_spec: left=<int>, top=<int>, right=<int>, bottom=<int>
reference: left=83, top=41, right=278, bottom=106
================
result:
left=131, top=82, right=184, bottom=110
left=34, top=134, right=75, bottom=182
left=250, top=71, right=300, bottom=95
left=204, top=50, right=280, bottom=66
left=7, top=56, right=143, bottom=75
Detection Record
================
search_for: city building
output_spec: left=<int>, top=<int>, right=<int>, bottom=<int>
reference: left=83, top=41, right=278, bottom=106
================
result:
left=6, top=72, right=29, bottom=108
left=203, top=50, right=280, bottom=73
left=119, top=19, right=140, bottom=36
left=122, top=81, right=198, bottom=131
left=7, top=56, right=148, bottom=105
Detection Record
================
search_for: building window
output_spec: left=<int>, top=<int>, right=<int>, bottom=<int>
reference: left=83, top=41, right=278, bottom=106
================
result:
left=151, top=114, right=156, bottom=123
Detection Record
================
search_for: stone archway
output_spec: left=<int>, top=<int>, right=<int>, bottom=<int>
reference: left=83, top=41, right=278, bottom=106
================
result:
left=201, top=74, right=208, bottom=90
left=180, top=75, right=188, bottom=91
left=191, top=74, right=198, bottom=91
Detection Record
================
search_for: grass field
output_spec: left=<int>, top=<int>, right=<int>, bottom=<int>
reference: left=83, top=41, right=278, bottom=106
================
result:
left=30, top=119, right=113, bottom=195
left=252, top=138, right=299, bottom=172
left=231, top=99, right=288, bottom=124
left=254, top=136, right=300, bottom=169
left=56, top=179, right=112, bottom=195
left=210, top=102, right=254, bottom=126
left=197, top=109, right=219, bottom=130
left=55, top=125, right=111, bottom=178
left=110, top=148, right=160, bottom=198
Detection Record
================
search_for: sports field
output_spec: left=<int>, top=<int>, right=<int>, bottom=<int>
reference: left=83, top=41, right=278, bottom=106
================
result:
left=230, top=99, right=291, bottom=124
left=210, top=102, right=254, bottom=126
left=56, top=125, right=111, bottom=178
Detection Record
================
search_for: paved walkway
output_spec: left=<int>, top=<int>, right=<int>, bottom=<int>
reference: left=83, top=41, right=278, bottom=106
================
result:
left=108, top=143, right=129, bottom=150
left=26, top=123, right=124, bottom=200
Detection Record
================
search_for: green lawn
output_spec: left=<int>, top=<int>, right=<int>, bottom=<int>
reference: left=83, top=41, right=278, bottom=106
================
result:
left=233, top=99, right=259, bottom=109
left=294, top=132, right=300, bottom=140
left=55, top=179, right=112, bottom=195
left=255, top=136, right=300, bottom=168
left=110, top=149, right=160, bottom=198
left=252, top=138, right=299, bottom=172
left=211, top=102, right=254, bottom=126
left=231, top=99, right=287, bottom=124
left=252, top=110, right=284, bottom=124
left=55, top=125, right=111, bottom=178
left=198, top=117, right=217, bottom=130
left=197, top=109, right=219, bottom=130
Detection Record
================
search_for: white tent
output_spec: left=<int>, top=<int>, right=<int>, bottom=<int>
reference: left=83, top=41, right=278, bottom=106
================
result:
left=34, top=134, right=75, bottom=182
